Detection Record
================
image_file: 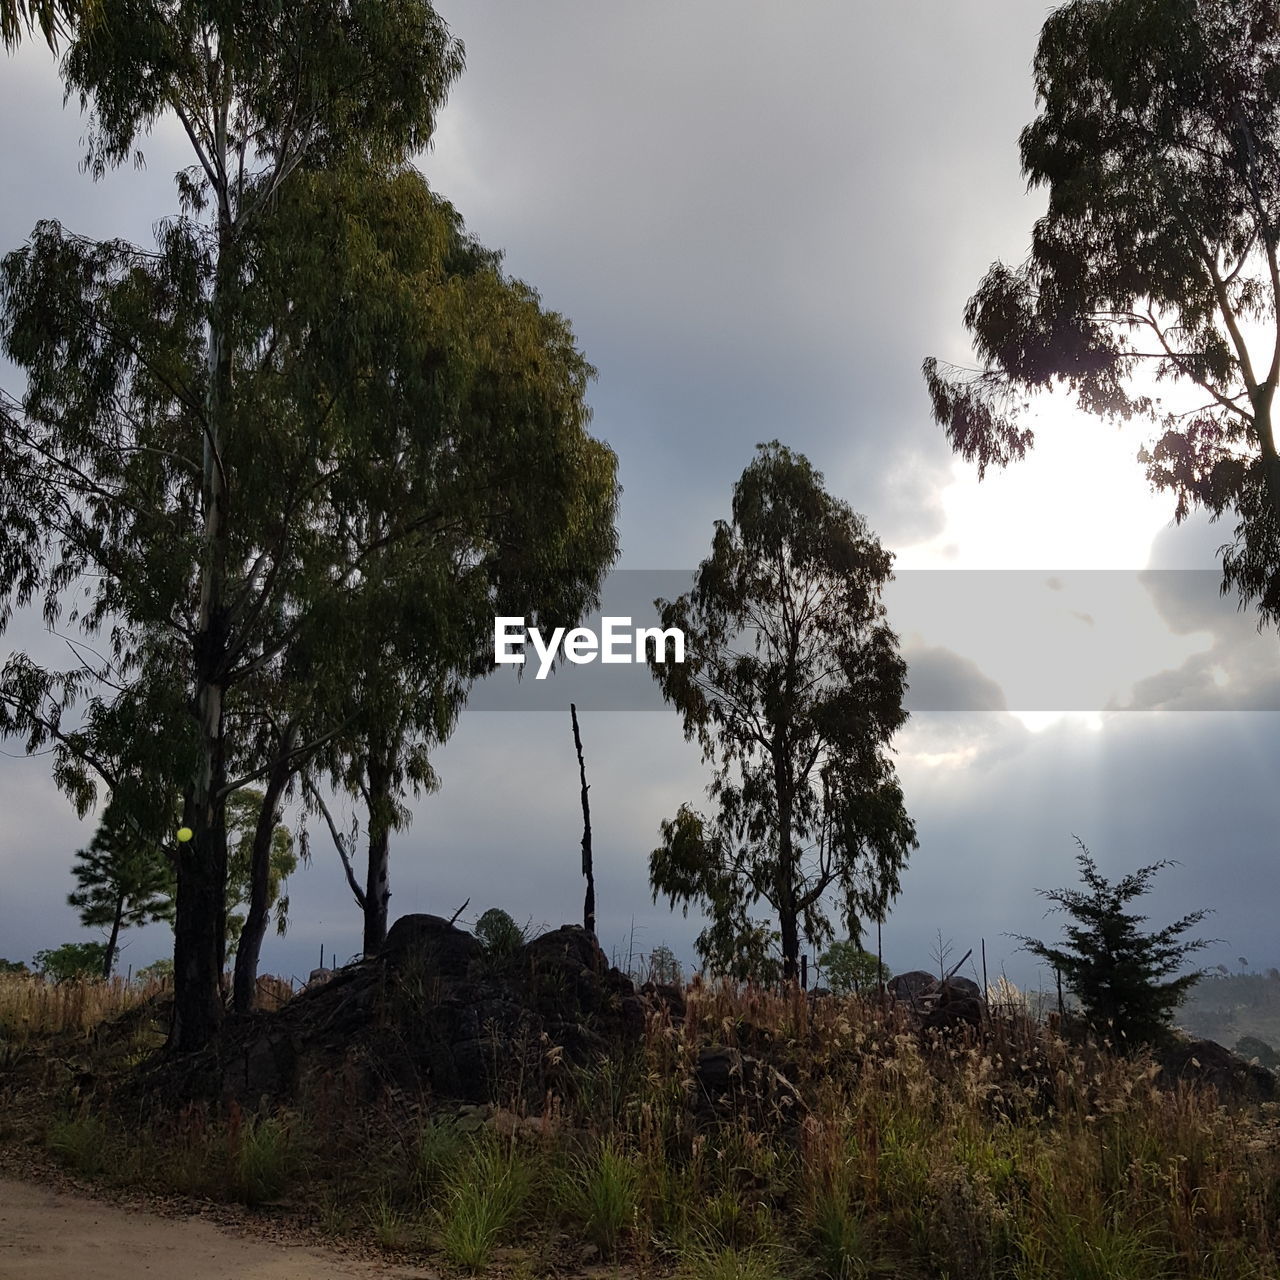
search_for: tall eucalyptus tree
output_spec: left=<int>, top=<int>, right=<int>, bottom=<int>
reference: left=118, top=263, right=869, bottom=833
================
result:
left=0, top=5, right=618, bottom=1050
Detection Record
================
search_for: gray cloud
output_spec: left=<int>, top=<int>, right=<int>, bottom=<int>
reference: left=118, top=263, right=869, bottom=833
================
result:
left=3, top=7, right=1279, bottom=990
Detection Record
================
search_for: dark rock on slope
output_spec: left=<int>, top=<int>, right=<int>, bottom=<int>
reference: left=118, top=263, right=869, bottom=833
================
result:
left=137, top=916, right=645, bottom=1111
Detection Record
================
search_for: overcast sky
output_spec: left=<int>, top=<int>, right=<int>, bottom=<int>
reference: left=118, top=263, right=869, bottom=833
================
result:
left=2, top=3, right=1277, bottom=994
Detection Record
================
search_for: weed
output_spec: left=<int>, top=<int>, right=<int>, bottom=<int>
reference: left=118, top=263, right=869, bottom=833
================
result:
left=556, top=1136, right=640, bottom=1258
left=46, top=1111, right=110, bottom=1176
left=437, top=1133, right=532, bottom=1271
left=228, top=1109, right=297, bottom=1206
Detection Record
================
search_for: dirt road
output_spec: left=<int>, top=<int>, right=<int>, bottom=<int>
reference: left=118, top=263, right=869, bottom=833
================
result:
left=0, top=1178, right=440, bottom=1280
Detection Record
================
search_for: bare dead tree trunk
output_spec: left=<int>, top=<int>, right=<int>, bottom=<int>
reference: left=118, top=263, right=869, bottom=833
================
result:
left=571, top=704, right=595, bottom=937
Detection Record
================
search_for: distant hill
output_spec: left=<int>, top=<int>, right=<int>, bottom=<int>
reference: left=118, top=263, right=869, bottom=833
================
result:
left=1177, top=969, right=1280, bottom=1056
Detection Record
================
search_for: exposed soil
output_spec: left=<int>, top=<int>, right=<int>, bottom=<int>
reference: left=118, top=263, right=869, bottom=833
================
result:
left=0, top=1178, right=441, bottom=1280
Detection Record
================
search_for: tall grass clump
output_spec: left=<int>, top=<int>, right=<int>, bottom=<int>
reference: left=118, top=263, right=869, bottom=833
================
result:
left=0, top=972, right=154, bottom=1043
left=437, top=1131, right=533, bottom=1271
left=556, top=1136, right=640, bottom=1258
left=46, top=1110, right=111, bottom=1176
left=227, top=1107, right=298, bottom=1205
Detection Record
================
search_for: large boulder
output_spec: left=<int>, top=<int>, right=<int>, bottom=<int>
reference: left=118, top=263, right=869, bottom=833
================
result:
left=131, top=918, right=653, bottom=1112
left=933, top=975, right=981, bottom=1002
left=381, top=913, right=482, bottom=978
left=1158, top=1035, right=1277, bottom=1102
left=887, top=970, right=936, bottom=1004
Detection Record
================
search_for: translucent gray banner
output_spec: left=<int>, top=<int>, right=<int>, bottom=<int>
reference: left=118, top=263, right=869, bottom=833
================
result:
left=467, top=569, right=1280, bottom=712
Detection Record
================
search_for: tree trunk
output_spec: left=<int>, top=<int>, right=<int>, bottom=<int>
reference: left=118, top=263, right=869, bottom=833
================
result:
left=774, top=739, right=799, bottom=983
left=170, top=218, right=233, bottom=1055
left=362, top=746, right=392, bottom=956
left=102, top=890, right=125, bottom=978
left=571, top=704, right=595, bottom=936
left=232, top=720, right=298, bottom=1012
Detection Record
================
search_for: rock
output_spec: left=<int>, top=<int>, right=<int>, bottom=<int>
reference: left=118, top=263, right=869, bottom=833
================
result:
left=887, top=970, right=936, bottom=1004
left=695, top=1046, right=743, bottom=1096
left=921, top=995, right=983, bottom=1034
left=456, top=1103, right=494, bottom=1133
left=306, top=967, right=334, bottom=988
left=523, top=924, right=606, bottom=975
left=1158, top=1035, right=1277, bottom=1102
left=381, top=914, right=482, bottom=978
left=131, top=919, right=647, bottom=1113
left=932, top=975, right=981, bottom=1002
left=640, top=981, right=686, bottom=1020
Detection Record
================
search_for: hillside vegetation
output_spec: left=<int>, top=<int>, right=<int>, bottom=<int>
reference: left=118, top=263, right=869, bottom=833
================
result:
left=2, top=928, right=1279, bottom=1280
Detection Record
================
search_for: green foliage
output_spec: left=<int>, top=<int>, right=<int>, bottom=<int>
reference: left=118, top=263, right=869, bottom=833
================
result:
left=437, top=1135, right=532, bottom=1271
left=1016, top=839, right=1211, bottom=1046
left=0, top=0, right=619, bottom=1049
left=679, top=1242, right=787, bottom=1280
left=47, top=1110, right=110, bottom=1176
left=649, top=442, right=916, bottom=980
left=224, top=788, right=296, bottom=951
left=414, top=1117, right=466, bottom=1197
left=925, top=0, right=1280, bottom=625
left=229, top=1112, right=297, bottom=1206
left=818, top=941, right=890, bottom=995
left=135, top=957, right=173, bottom=983
left=556, top=1138, right=640, bottom=1259
left=473, top=908, right=528, bottom=979
left=646, top=943, right=685, bottom=985
left=0, top=0, right=88, bottom=50
left=0, top=958, right=28, bottom=974
left=68, top=793, right=176, bottom=976
left=474, top=908, right=527, bottom=956
left=33, top=941, right=108, bottom=983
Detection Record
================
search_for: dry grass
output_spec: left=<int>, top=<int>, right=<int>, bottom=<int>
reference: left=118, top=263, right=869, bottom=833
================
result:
left=0, top=971, right=157, bottom=1044
left=6, top=974, right=1280, bottom=1278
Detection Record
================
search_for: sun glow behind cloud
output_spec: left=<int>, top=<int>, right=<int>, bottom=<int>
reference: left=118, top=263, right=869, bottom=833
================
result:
left=894, top=397, right=1215, bottom=736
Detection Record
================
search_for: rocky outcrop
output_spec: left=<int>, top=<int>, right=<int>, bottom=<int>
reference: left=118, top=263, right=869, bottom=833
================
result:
left=1158, top=1034, right=1277, bottom=1102
left=140, top=916, right=646, bottom=1111
left=887, top=970, right=937, bottom=1004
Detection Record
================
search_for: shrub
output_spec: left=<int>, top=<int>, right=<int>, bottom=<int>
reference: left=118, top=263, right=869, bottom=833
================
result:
left=473, top=908, right=528, bottom=976
left=33, top=942, right=109, bottom=983
left=47, top=1111, right=111, bottom=1176
left=228, top=1110, right=297, bottom=1205
left=1015, top=839, right=1211, bottom=1046
left=818, top=941, right=890, bottom=995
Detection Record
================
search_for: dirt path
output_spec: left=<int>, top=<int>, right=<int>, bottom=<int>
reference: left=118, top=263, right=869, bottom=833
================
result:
left=0, top=1179, right=441, bottom=1280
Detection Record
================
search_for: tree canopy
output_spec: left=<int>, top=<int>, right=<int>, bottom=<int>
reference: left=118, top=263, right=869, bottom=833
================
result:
left=0, top=0, right=618, bottom=1050
left=68, top=795, right=176, bottom=977
left=648, top=443, right=917, bottom=983
left=925, top=0, right=1280, bottom=621
left=1016, top=838, right=1211, bottom=1045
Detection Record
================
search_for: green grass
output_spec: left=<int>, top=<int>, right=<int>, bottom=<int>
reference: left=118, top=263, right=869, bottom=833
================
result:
left=46, top=1111, right=110, bottom=1176
left=228, top=1111, right=297, bottom=1205
left=437, top=1133, right=533, bottom=1272
left=556, top=1136, right=640, bottom=1257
